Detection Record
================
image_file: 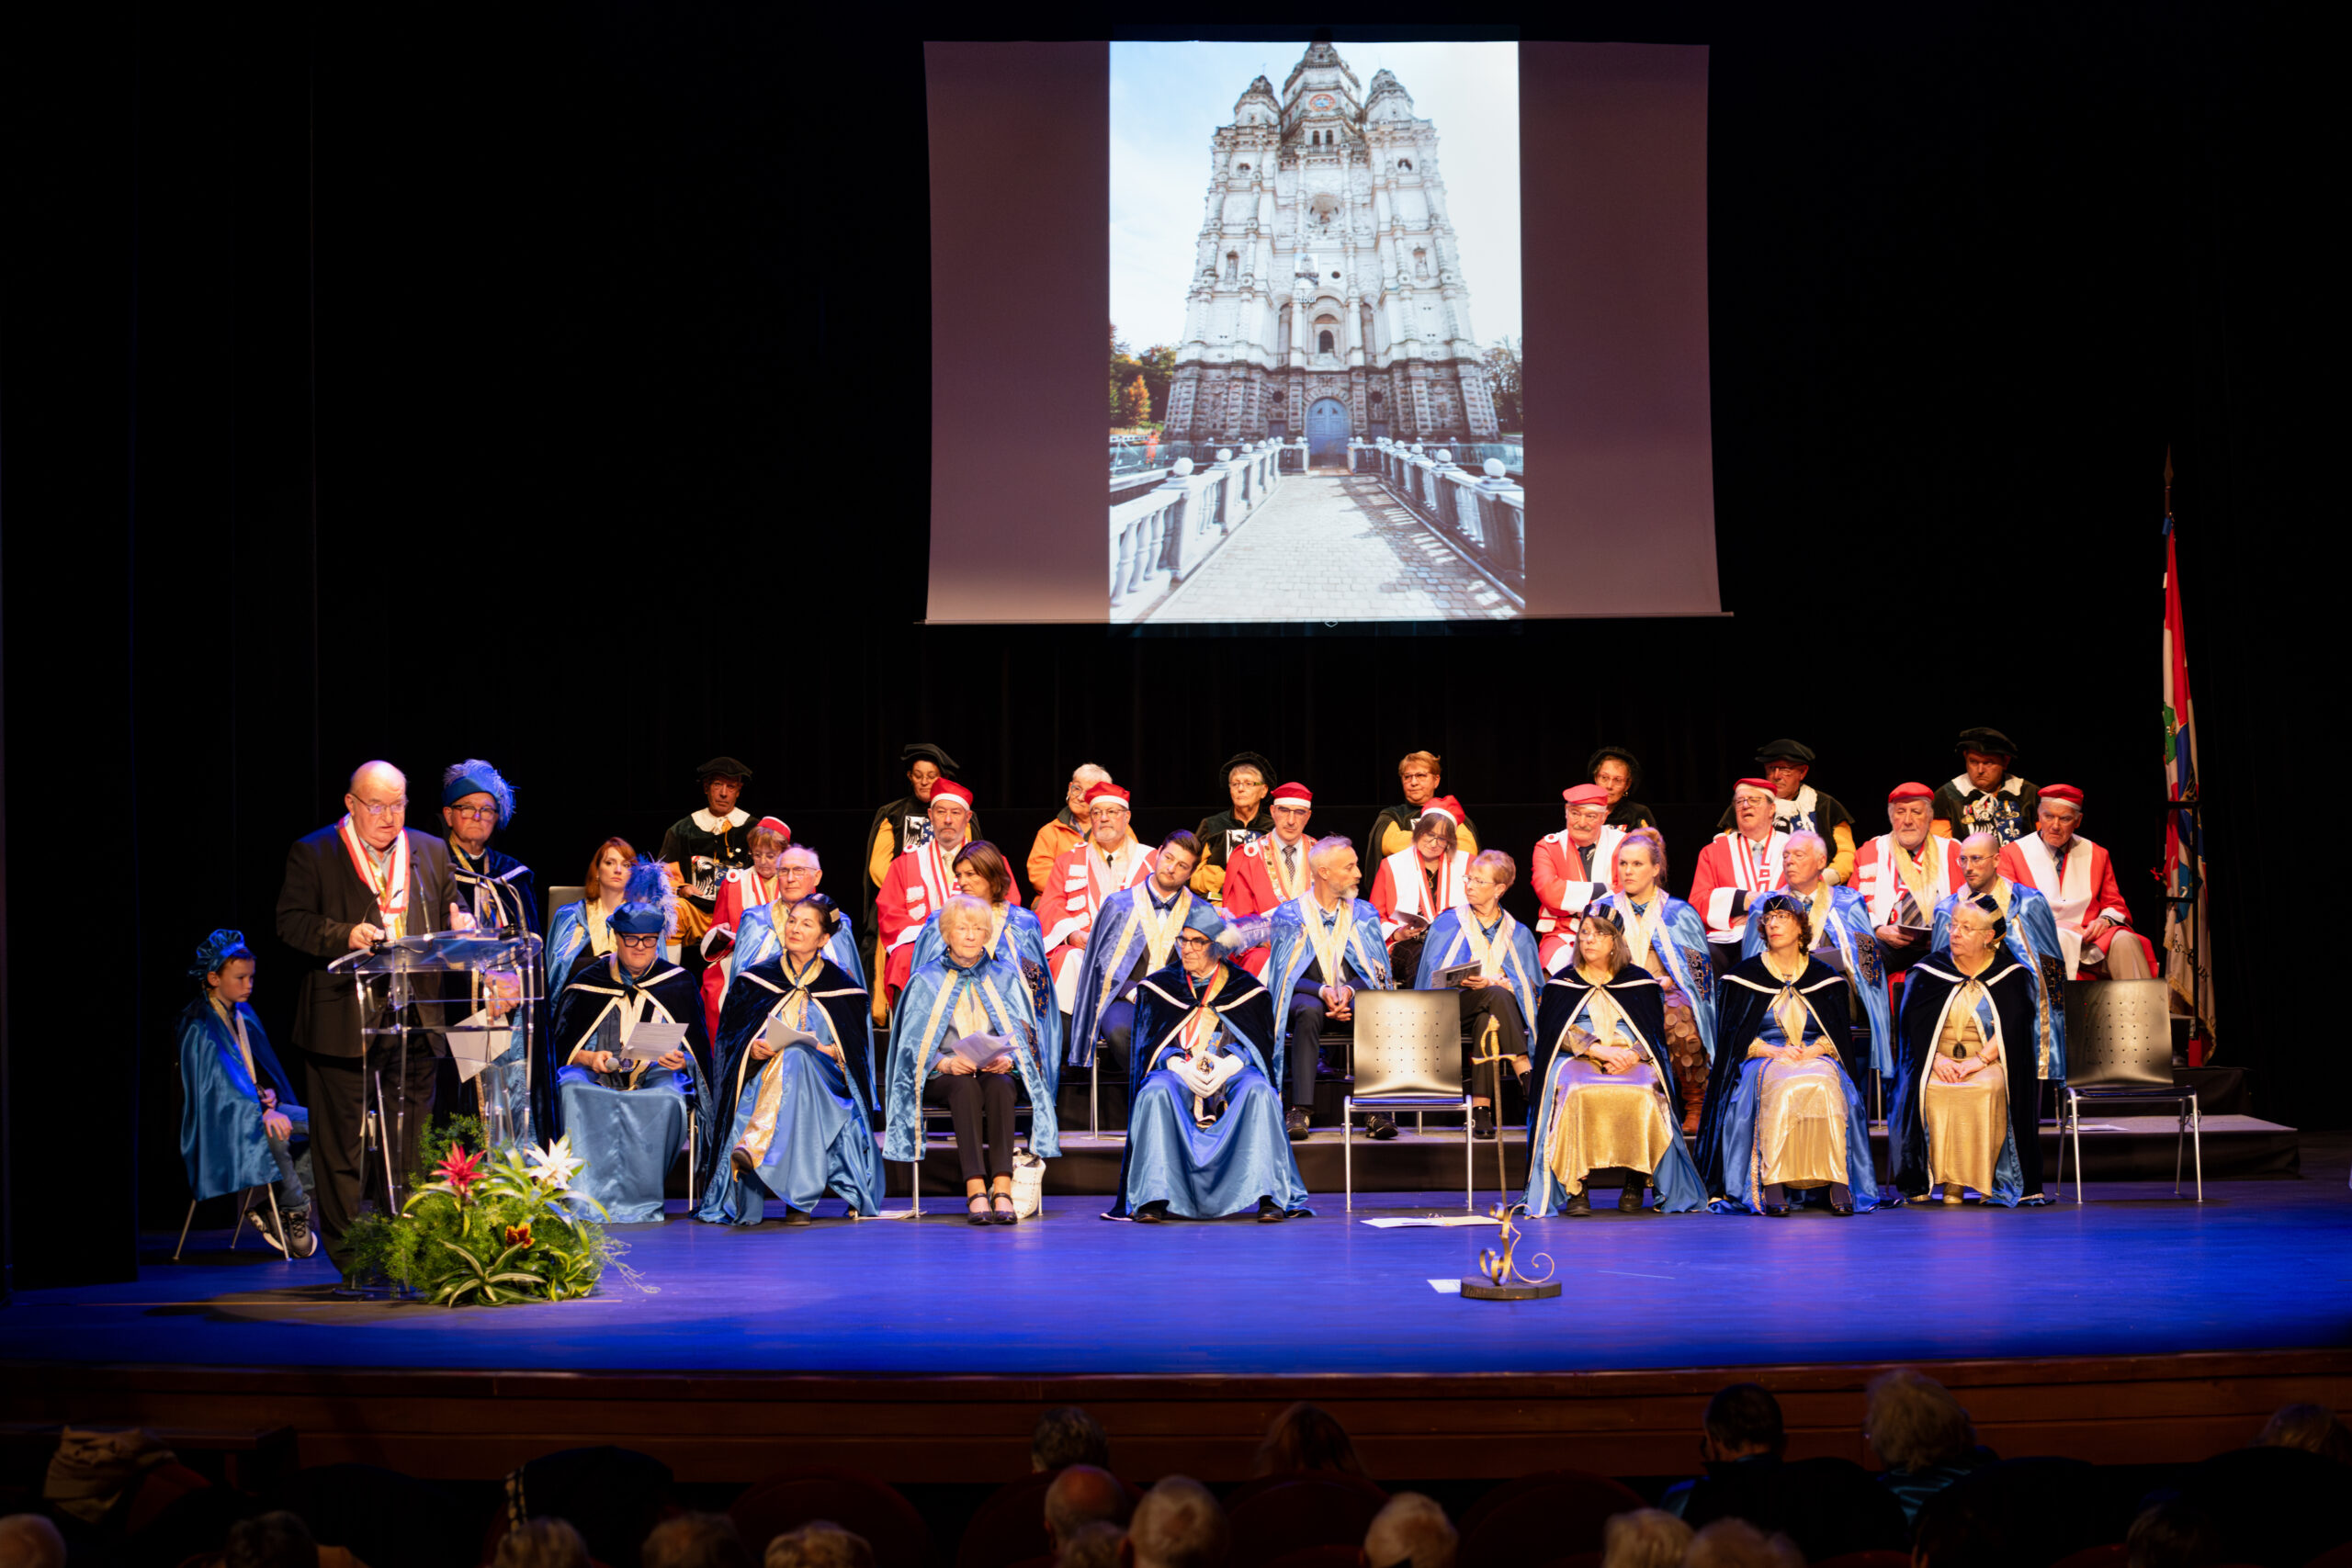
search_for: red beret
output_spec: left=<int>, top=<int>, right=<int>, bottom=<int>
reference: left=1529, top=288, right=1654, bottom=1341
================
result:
left=1084, top=782, right=1131, bottom=808
left=1271, top=782, right=1314, bottom=807
left=931, top=780, right=975, bottom=809
left=1417, top=795, right=1464, bottom=826
left=1563, top=784, right=1610, bottom=807
left=753, top=816, right=791, bottom=842
left=1887, top=782, right=1933, bottom=803
left=2041, top=784, right=2083, bottom=807
left=1735, top=777, right=1774, bottom=794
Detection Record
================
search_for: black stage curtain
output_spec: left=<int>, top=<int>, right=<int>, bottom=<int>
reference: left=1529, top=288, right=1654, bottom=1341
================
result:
left=0, top=4, right=2333, bottom=1288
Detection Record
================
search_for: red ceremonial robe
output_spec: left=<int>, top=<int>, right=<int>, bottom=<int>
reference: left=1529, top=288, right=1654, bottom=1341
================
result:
left=1998, top=834, right=2151, bottom=979
left=1688, top=829, right=1790, bottom=934
left=876, top=839, right=1022, bottom=1000
left=1035, top=836, right=1157, bottom=1013
left=1368, top=844, right=1470, bottom=943
left=1530, top=826, right=1627, bottom=972
left=1217, top=832, right=1317, bottom=975
left=696, top=865, right=781, bottom=1036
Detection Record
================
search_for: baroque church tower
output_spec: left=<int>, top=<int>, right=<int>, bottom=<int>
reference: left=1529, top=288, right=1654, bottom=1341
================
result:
left=1161, top=41, right=1499, bottom=454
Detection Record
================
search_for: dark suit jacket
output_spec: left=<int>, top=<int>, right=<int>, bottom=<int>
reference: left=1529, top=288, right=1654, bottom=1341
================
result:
left=275, top=824, right=456, bottom=1057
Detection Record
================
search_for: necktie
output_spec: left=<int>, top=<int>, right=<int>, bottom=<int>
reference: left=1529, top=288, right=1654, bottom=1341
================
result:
left=1283, top=844, right=1298, bottom=883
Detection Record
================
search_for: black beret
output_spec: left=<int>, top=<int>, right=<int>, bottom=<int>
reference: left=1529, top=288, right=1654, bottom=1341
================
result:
left=695, top=756, right=752, bottom=780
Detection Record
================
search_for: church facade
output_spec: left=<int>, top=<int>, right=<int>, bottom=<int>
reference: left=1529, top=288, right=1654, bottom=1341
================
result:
left=1160, top=42, right=1501, bottom=458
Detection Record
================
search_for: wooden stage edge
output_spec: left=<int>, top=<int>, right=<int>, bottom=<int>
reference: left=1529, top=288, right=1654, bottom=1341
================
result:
left=11, top=1348, right=2348, bottom=1483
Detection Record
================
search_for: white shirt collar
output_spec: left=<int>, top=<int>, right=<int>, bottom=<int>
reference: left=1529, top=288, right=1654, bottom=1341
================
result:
left=692, top=807, right=751, bottom=833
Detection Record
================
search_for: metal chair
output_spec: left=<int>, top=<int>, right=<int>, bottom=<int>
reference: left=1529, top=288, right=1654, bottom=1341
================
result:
left=1341, top=989, right=1476, bottom=1212
left=2055, top=978, right=2200, bottom=1201
left=904, top=1100, right=1034, bottom=1215
left=171, top=1182, right=284, bottom=1263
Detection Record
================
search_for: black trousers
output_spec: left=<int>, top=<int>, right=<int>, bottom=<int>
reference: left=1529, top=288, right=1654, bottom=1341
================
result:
left=924, top=1071, right=1019, bottom=1183
left=1458, top=987, right=1528, bottom=1100
left=1283, top=998, right=1330, bottom=1109
left=300, top=1036, right=438, bottom=1269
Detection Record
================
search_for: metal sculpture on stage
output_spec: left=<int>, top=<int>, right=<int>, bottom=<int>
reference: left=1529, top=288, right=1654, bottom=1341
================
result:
left=1463, top=1201, right=1559, bottom=1300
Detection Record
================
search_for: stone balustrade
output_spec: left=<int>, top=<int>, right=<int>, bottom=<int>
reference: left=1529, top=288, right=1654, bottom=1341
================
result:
left=1108, top=439, right=1287, bottom=619
left=1363, top=437, right=1527, bottom=602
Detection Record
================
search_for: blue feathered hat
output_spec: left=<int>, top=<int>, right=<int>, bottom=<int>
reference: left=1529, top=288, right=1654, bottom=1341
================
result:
left=441, top=759, right=516, bottom=824
left=610, top=856, right=677, bottom=938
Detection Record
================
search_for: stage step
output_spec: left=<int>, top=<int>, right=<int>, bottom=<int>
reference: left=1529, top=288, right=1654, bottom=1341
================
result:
left=882, top=1114, right=2299, bottom=1198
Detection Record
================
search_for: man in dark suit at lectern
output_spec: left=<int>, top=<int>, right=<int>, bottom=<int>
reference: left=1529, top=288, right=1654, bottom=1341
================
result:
left=275, top=759, right=458, bottom=1269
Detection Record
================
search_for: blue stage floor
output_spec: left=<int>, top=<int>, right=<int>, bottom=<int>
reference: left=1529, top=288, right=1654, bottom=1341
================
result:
left=7, top=1168, right=2349, bottom=1381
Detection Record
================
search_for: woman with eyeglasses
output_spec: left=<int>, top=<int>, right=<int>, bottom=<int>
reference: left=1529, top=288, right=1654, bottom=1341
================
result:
left=696, top=895, right=879, bottom=1225
left=883, top=895, right=1058, bottom=1224
left=1701, top=892, right=1880, bottom=1216
left=548, top=860, right=712, bottom=1222
left=903, top=840, right=1059, bottom=1080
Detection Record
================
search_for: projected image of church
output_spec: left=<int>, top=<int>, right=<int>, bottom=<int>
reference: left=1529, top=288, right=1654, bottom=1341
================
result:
left=1110, top=39, right=1524, bottom=624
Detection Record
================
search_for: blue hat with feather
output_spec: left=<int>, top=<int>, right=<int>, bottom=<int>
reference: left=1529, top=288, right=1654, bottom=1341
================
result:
left=610, top=857, right=677, bottom=938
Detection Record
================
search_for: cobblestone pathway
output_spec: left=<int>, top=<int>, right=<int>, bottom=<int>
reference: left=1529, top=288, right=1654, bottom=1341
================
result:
left=1144, top=472, right=1515, bottom=622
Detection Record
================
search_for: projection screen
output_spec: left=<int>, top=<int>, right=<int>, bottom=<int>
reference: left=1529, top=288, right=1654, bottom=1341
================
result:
left=925, top=40, right=1717, bottom=624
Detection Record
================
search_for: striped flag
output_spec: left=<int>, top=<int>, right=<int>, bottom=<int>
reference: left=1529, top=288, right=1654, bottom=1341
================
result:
left=2161, top=506, right=2211, bottom=1042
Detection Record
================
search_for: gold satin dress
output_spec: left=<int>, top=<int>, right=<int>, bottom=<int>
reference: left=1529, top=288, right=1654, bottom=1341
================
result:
left=1921, top=983, right=2007, bottom=1195
left=1543, top=987, right=1679, bottom=1197
left=1745, top=990, right=1849, bottom=1193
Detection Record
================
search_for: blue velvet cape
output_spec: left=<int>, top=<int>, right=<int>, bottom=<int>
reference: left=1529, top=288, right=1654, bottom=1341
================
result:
left=729, top=900, right=869, bottom=993
left=1704, top=954, right=1883, bottom=1213
left=1263, top=895, right=1393, bottom=1096
left=1591, top=891, right=1720, bottom=1064
left=1930, top=882, right=2069, bottom=1083
left=1111, top=958, right=1308, bottom=1219
left=881, top=953, right=1059, bottom=1163
left=1523, top=967, right=1705, bottom=1215
left=906, top=904, right=1058, bottom=1092
left=548, top=953, right=713, bottom=1220
left=1413, top=908, right=1544, bottom=1032
left=1066, top=884, right=1228, bottom=1071
left=1891, top=953, right=2042, bottom=1205
left=1737, top=885, right=1892, bottom=1076
left=176, top=997, right=302, bottom=1201
left=696, top=953, right=880, bottom=1223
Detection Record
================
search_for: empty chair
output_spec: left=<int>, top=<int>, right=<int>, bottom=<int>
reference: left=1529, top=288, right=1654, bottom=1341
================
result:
left=2056, top=977, right=2201, bottom=1201
left=729, top=1467, right=933, bottom=1568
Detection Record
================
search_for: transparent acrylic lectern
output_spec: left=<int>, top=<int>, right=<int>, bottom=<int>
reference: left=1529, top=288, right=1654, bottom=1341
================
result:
left=329, top=929, right=544, bottom=1207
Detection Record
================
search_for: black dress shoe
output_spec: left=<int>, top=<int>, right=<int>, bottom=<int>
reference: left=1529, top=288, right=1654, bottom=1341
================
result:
left=1285, top=1108, right=1312, bottom=1141
left=1367, top=1113, right=1398, bottom=1141
left=1472, top=1105, right=1498, bottom=1141
left=1828, top=1183, right=1855, bottom=1216
left=966, top=1196, right=992, bottom=1226
left=1617, top=1182, right=1645, bottom=1213
left=778, top=1207, right=813, bottom=1227
left=1761, top=1203, right=1791, bottom=1217
left=1257, top=1197, right=1287, bottom=1224
left=1133, top=1201, right=1170, bottom=1224
left=991, top=1193, right=1019, bottom=1225
left=1565, top=1190, right=1592, bottom=1216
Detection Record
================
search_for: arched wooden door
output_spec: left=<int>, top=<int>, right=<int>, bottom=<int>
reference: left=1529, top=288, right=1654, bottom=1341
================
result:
left=1306, top=397, right=1348, bottom=466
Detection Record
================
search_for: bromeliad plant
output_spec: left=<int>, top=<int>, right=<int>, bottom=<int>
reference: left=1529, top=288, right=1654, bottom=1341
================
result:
left=346, top=1117, right=617, bottom=1305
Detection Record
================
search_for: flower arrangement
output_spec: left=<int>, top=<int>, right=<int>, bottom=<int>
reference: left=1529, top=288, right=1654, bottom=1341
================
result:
left=345, top=1116, right=617, bottom=1305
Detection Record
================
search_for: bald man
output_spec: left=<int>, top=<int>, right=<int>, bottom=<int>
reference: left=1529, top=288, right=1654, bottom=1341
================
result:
left=276, top=760, right=460, bottom=1270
